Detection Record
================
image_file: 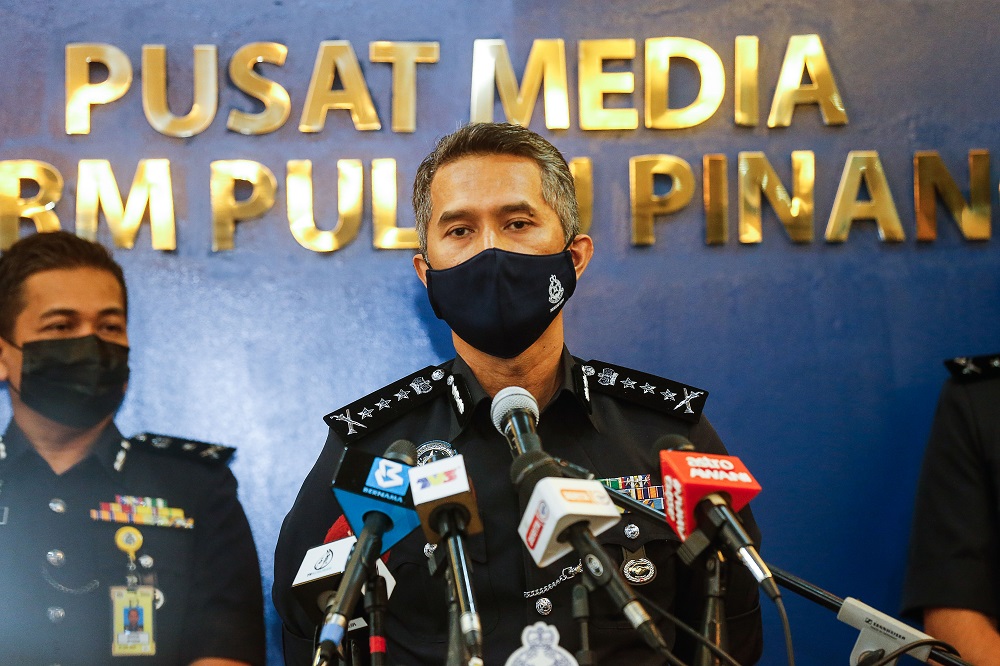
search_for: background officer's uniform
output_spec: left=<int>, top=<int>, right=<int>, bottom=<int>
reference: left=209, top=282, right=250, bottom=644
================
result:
left=0, top=422, right=266, bottom=665
left=903, top=354, right=1000, bottom=623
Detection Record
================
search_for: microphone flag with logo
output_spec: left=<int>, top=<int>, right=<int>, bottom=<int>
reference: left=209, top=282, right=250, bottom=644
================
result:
left=331, top=446, right=420, bottom=552
left=659, top=449, right=761, bottom=540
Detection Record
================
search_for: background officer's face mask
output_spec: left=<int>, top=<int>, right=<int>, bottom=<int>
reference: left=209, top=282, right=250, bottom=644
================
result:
left=10, top=334, right=130, bottom=428
left=425, top=247, right=577, bottom=359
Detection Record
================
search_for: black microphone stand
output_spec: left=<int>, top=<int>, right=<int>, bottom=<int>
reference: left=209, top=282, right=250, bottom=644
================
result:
left=427, top=512, right=484, bottom=666
left=770, top=566, right=973, bottom=666
left=572, top=582, right=594, bottom=666
left=364, top=573, right=389, bottom=666
left=693, top=550, right=728, bottom=666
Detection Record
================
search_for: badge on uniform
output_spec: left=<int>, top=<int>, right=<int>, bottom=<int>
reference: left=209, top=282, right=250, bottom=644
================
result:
left=110, top=526, right=157, bottom=656
left=110, top=585, right=156, bottom=656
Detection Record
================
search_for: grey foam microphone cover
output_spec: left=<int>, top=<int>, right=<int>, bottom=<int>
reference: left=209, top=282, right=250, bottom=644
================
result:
left=490, top=386, right=540, bottom=434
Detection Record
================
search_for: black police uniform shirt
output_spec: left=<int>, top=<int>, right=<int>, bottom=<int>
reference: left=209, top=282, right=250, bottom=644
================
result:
left=903, top=354, right=1000, bottom=621
left=273, top=348, right=764, bottom=665
left=0, top=421, right=267, bottom=665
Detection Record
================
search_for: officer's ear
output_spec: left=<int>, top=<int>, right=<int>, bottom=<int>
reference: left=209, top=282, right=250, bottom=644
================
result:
left=568, top=234, right=594, bottom=279
left=413, top=253, right=430, bottom=287
left=0, top=337, right=16, bottom=384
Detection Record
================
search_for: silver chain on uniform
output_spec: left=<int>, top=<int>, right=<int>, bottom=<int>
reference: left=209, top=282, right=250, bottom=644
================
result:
left=523, top=561, right=583, bottom=599
left=42, top=566, right=99, bottom=595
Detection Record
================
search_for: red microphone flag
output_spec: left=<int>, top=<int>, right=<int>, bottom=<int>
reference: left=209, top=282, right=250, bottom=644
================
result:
left=660, top=450, right=762, bottom=540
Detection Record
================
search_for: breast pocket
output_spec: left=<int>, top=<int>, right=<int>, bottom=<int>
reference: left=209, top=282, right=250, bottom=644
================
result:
left=589, top=513, right=680, bottom=631
left=383, top=530, right=498, bottom=646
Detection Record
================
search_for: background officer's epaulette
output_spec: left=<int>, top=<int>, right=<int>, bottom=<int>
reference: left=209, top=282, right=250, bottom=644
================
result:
left=129, top=433, right=235, bottom=465
left=944, top=353, right=1000, bottom=382
left=575, top=359, right=709, bottom=423
left=324, top=365, right=451, bottom=444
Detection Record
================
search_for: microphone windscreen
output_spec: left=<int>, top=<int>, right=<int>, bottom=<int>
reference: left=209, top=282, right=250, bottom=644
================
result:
left=385, top=439, right=418, bottom=466
left=490, top=386, right=540, bottom=434
left=655, top=434, right=695, bottom=452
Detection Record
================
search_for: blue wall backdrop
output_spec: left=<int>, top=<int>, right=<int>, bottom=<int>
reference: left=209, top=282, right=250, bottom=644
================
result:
left=2, top=1, right=998, bottom=663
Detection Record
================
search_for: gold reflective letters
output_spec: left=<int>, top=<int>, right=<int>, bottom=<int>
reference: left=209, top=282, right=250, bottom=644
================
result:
left=142, top=45, right=218, bottom=137
left=569, top=158, right=593, bottom=235
left=645, top=37, right=725, bottom=129
left=768, top=35, right=847, bottom=128
left=300, top=41, right=380, bottom=132
left=286, top=159, right=364, bottom=252
left=738, top=151, right=815, bottom=243
left=369, top=42, right=439, bottom=133
left=734, top=36, right=759, bottom=127
left=76, top=159, right=175, bottom=249
left=630, top=155, right=695, bottom=245
left=703, top=154, right=728, bottom=245
left=826, top=151, right=903, bottom=242
left=65, top=43, right=133, bottom=135
left=0, top=161, right=63, bottom=249
left=470, top=39, right=570, bottom=129
left=227, top=42, right=291, bottom=136
left=579, top=39, right=638, bottom=131
left=211, top=160, right=277, bottom=251
left=371, top=158, right=418, bottom=249
left=914, top=150, right=991, bottom=241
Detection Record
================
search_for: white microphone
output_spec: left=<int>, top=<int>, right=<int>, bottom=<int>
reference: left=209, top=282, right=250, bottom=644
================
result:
left=492, top=386, right=669, bottom=655
left=290, top=537, right=394, bottom=629
left=517, top=476, right=621, bottom=567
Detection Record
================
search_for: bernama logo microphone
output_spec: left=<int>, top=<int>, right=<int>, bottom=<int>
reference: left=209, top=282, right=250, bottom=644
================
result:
left=363, top=457, right=411, bottom=502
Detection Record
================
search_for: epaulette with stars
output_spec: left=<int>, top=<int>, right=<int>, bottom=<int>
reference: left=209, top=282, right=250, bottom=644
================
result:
left=573, top=359, right=709, bottom=423
left=945, top=353, right=1000, bottom=382
left=128, top=433, right=235, bottom=465
left=324, top=365, right=469, bottom=444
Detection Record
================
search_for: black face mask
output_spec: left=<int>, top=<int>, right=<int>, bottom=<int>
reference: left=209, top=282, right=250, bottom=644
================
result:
left=11, top=334, right=130, bottom=428
left=425, top=247, right=577, bottom=359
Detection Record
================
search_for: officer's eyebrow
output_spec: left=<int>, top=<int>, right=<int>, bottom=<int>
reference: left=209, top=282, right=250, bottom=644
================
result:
left=495, top=202, right=537, bottom=217
left=39, top=306, right=126, bottom=319
left=436, top=201, right=538, bottom=226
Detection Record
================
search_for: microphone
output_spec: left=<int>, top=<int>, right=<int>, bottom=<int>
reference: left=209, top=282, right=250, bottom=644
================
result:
left=315, top=440, right=420, bottom=664
left=491, top=386, right=543, bottom=456
left=409, top=453, right=485, bottom=665
left=290, top=518, right=396, bottom=628
left=409, top=453, right=484, bottom=543
left=492, top=387, right=669, bottom=656
left=659, top=436, right=780, bottom=601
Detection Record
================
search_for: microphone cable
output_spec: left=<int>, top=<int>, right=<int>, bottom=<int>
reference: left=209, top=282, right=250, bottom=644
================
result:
left=634, top=589, right=742, bottom=666
left=859, top=639, right=962, bottom=666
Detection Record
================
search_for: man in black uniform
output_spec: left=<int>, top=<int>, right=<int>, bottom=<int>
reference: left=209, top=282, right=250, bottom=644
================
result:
left=903, top=353, right=1000, bottom=665
left=273, top=123, right=763, bottom=664
left=0, top=231, right=266, bottom=665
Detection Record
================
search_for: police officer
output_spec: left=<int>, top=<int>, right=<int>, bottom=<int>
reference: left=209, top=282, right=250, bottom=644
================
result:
left=273, top=123, right=763, bottom=664
left=0, top=231, right=266, bottom=665
left=903, top=353, right=1000, bottom=665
